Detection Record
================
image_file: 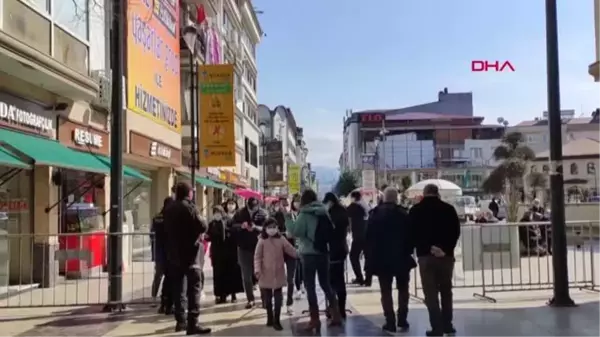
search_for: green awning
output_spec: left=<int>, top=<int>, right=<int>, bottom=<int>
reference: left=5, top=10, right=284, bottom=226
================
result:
left=0, top=128, right=110, bottom=174
left=96, top=156, right=151, bottom=181
left=180, top=173, right=229, bottom=190
left=0, top=147, right=31, bottom=169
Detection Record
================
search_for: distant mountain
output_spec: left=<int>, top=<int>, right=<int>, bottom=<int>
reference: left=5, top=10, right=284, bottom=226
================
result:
left=312, top=165, right=339, bottom=197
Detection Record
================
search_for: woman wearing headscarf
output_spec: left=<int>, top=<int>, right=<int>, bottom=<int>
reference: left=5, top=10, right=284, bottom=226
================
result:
left=207, top=205, right=244, bottom=304
left=322, top=192, right=350, bottom=319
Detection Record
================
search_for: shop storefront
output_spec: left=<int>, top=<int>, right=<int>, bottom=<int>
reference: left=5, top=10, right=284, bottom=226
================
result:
left=125, top=132, right=181, bottom=251
left=0, top=90, right=122, bottom=287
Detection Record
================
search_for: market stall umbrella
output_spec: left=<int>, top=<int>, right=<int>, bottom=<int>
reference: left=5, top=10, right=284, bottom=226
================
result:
left=234, top=188, right=263, bottom=200
left=405, top=179, right=463, bottom=199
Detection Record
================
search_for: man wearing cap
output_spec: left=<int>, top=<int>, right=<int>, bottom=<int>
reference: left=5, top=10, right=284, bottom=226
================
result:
left=164, top=182, right=211, bottom=335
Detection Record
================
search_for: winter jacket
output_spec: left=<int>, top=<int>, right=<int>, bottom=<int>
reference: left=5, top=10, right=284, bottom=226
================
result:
left=409, top=196, right=461, bottom=258
left=150, top=212, right=167, bottom=265
left=231, top=207, right=262, bottom=251
left=253, top=235, right=297, bottom=289
left=327, top=204, right=350, bottom=262
left=287, top=201, right=330, bottom=255
left=164, top=199, right=207, bottom=269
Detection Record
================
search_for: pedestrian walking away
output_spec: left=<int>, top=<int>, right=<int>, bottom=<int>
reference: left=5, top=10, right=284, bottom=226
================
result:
left=163, top=181, right=211, bottom=335
left=287, top=194, right=305, bottom=300
left=346, top=191, right=370, bottom=286
left=323, top=192, right=350, bottom=319
left=287, top=189, right=343, bottom=333
left=272, top=197, right=297, bottom=315
left=231, top=197, right=264, bottom=309
left=254, top=218, right=298, bottom=331
left=365, top=187, right=416, bottom=334
left=409, top=184, right=460, bottom=337
left=150, top=196, right=174, bottom=315
left=206, top=205, right=244, bottom=304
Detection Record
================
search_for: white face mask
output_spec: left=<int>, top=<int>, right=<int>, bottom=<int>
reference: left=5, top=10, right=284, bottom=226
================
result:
left=266, top=228, right=278, bottom=236
left=213, top=214, right=222, bottom=221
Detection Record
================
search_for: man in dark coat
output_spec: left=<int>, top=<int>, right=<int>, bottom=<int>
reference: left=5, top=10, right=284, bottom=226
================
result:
left=347, top=191, right=369, bottom=286
left=231, top=197, right=263, bottom=308
left=150, top=197, right=174, bottom=314
left=365, top=187, right=415, bottom=333
left=164, top=182, right=211, bottom=335
left=409, top=184, right=460, bottom=337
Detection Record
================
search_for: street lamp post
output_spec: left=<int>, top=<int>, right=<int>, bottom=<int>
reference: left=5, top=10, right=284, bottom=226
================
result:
left=104, top=0, right=126, bottom=312
left=259, top=123, right=268, bottom=195
left=182, top=25, right=199, bottom=202
left=544, top=0, right=574, bottom=307
left=374, top=136, right=381, bottom=188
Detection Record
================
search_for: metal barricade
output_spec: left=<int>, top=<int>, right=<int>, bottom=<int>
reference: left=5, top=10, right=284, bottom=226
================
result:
left=410, top=221, right=599, bottom=303
left=0, top=231, right=157, bottom=308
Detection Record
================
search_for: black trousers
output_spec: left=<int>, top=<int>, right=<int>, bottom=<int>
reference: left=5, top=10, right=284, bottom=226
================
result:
left=349, top=238, right=366, bottom=282
left=261, top=288, right=283, bottom=323
left=160, top=264, right=172, bottom=308
left=171, top=266, right=202, bottom=325
left=418, top=256, right=454, bottom=332
left=330, top=261, right=347, bottom=317
left=294, top=258, right=303, bottom=290
left=285, top=258, right=297, bottom=306
left=378, top=272, right=410, bottom=326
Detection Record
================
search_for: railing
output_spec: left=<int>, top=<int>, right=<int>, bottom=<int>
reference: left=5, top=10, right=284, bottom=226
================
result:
left=0, top=232, right=157, bottom=308
left=409, top=221, right=599, bottom=303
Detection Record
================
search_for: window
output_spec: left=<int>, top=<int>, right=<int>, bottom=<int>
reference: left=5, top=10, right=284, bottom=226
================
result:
left=530, top=165, right=537, bottom=173
left=2, top=0, right=89, bottom=73
left=587, top=162, right=596, bottom=174
left=250, top=142, right=258, bottom=167
left=244, top=137, right=250, bottom=163
left=234, top=115, right=242, bottom=141
left=570, top=163, right=578, bottom=175
left=470, top=148, right=482, bottom=159
left=542, top=165, right=550, bottom=173
left=53, top=0, right=88, bottom=40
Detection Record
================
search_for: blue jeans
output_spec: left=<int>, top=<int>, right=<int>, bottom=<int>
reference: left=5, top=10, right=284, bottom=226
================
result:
left=301, top=254, right=338, bottom=313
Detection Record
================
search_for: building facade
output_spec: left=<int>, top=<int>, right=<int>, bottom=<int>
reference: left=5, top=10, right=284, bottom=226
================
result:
left=257, top=105, right=309, bottom=196
left=341, top=97, right=504, bottom=194
left=180, top=0, right=262, bottom=215
left=510, top=109, right=600, bottom=154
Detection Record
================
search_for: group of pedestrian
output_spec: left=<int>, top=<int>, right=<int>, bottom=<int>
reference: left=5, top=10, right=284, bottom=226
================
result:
left=149, top=180, right=461, bottom=336
left=353, top=184, right=461, bottom=336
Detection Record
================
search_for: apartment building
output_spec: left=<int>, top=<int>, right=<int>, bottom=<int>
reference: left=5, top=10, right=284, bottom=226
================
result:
left=180, top=0, right=262, bottom=204
left=341, top=89, right=502, bottom=194
left=257, top=105, right=310, bottom=196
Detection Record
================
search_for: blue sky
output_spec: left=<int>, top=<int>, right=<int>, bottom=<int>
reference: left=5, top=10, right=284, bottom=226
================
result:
left=254, top=0, right=598, bottom=168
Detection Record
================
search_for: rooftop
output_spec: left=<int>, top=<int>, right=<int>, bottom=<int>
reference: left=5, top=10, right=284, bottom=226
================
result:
left=515, top=116, right=598, bottom=127
left=535, top=137, right=600, bottom=159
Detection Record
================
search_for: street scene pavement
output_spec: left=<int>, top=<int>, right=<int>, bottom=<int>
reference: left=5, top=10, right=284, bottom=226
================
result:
left=0, top=249, right=598, bottom=336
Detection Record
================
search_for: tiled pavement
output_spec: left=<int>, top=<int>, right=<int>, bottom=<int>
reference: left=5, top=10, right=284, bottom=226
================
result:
left=0, top=281, right=598, bottom=336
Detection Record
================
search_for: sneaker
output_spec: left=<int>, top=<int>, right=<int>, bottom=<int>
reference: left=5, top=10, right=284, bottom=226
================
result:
left=444, top=326, right=457, bottom=336
left=397, top=321, right=410, bottom=332
left=273, top=321, right=283, bottom=331
left=286, top=305, right=293, bottom=316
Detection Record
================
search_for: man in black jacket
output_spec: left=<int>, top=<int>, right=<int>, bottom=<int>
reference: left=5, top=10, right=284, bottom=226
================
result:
left=150, top=197, right=173, bottom=314
left=231, top=197, right=263, bottom=309
left=365, top=187, right=415, bottom=333
left=164, top=182, right=211, bottom=335
left=409, top=184, right=460, bottom=337
left=347, top=191, right=369, bottom=286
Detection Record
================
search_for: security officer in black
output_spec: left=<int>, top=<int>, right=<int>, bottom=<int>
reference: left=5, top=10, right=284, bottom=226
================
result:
left=164, top=182, right=211, bottom=335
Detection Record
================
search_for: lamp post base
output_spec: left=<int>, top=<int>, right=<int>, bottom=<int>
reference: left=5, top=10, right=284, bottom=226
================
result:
left=546, top=296, right=576, bottom=307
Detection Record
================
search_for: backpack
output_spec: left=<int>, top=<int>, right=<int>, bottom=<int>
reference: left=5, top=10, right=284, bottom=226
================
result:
left=313, top=213, right=335, bottom=254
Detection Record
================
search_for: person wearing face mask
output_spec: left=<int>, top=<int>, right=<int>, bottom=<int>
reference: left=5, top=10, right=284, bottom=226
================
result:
left=253, top=218, right=298, bottom=331
left=286, top=194, right=305, bottom=299
left=231, top=197, right=263, bottom=309
left=223, top=198, right=239, bottom=218
left=206, top=205, right=243, bottom=304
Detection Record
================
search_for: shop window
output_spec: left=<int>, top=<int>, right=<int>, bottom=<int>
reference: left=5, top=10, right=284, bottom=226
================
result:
left=123, top=176, right=152, bottom=251
left=0, top=167, right=33, bottom=286
left=59, top=170, right=104, bottom=233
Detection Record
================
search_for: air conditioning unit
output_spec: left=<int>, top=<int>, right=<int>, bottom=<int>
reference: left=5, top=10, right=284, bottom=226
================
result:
left=91, top=70, right=127, bottom=110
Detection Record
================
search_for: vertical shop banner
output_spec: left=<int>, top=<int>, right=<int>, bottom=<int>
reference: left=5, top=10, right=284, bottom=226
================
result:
left=198, top=64, right=235, bottom=167
left=266, top=140, right=284, bottom=186
left=126, top=0, right=181, bottom=131
left=288, top=165, right=301, bottom=195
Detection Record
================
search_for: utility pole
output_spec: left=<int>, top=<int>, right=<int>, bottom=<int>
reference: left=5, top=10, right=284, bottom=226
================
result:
left=544, top=0, right=575, bottom=307
left=104, top=0, right=126, bottom=312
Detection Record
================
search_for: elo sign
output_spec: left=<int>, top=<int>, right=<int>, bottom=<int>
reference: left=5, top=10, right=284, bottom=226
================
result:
left=360, top=113, right=385, bottom=123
